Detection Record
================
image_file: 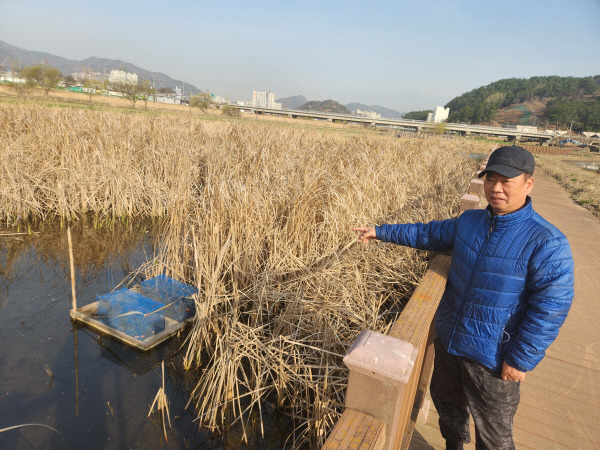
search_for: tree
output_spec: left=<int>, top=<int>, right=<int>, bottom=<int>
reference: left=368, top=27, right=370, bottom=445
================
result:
left=158, top=87, right=175, bottom=95
left=190, top=92, right=212, bottom=112
left=63, top=75, right=77, bottom=87
left=21, top=64, right=63, bottom=96
left=111, top=81, right=143, bottom=107
left=83, top=79, right=99, bottom=102
left=221, top=105, right=241, bottom=117
left=138, top=80, right=156, bottom=109
left=403, top=110, right=432, bottom=121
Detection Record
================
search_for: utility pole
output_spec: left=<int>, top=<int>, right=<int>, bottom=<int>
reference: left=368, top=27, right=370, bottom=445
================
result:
left=568, top=119, right=574, bottom=142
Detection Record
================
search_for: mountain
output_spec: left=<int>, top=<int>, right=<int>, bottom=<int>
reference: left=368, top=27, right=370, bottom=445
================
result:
left=0, top=40, right=201, bottom=95
left=344, top=103, right=404, bottom=118
left=299, top=99, right=349, bottom=114
left=276, top=95, right=308, bottom=109
left=445, top=75, right=600, bottom=131
left=277, top=95, right=404, bottom=118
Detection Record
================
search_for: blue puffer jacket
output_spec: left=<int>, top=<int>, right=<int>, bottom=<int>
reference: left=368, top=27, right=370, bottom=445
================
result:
left=376, top=197, right=574, bottom=372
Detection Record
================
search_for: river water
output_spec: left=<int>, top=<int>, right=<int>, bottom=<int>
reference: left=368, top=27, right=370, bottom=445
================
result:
left=0, top=222, right=214, bottom=449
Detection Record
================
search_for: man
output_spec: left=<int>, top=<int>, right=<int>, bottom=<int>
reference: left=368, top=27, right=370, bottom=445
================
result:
left=353, top=146, right=574, bottom=450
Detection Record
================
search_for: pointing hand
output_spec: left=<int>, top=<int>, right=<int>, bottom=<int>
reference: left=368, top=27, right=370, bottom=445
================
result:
left=352, top=227, right=377, bottom=244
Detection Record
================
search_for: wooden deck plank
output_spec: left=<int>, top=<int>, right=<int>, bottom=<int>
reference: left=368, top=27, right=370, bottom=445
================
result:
left=544, top=347, right=600, bottom=371
left=519, top=383, right=600, bottom=420
left=323, top=409, right=386, bottom=450
left=514, top=414, right=600, bottom=449
left=516, top=403, right=600, bottom=442
left=526, top=360, right=600, bottom=396
left=521, top=376, right=600, bottom=408
left=324, top=409, right=359, bottom=448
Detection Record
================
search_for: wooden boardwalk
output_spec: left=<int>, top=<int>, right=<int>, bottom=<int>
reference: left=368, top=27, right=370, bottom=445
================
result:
left=411, top=170, right=600, bottom=450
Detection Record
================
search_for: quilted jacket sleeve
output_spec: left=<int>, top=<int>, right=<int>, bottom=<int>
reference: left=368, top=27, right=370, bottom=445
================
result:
left=375, top=219, right=457, bottom=252
left=504, top=235, right=574, bottom=372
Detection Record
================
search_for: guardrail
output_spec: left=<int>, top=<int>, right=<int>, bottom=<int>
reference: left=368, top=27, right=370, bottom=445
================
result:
left=322, top=157, right=490, bottom=450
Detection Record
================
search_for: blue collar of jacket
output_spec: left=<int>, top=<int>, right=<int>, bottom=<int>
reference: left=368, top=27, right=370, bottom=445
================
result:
left=484, top=196, right=533, bottom=228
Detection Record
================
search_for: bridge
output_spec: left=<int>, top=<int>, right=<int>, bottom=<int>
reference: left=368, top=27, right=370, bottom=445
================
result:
left=237, top=105, right=553, bottom=143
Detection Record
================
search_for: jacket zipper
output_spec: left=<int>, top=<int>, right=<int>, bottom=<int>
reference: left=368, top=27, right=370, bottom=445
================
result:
left=447, top=216, right=496, bottom=351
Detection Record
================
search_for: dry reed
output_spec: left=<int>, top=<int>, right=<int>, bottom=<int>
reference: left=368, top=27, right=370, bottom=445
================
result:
left=1, top=102, right=493, bottom=448
left=148, top=360, right=172, bottom=442
left=146, top=125, right=490, bottom=447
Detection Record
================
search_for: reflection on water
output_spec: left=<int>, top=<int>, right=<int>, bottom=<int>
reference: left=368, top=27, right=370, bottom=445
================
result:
left=565, top=160, right=600, bottom=172
left=0, top=220, right=211, bottom=449
left=0, top=221, right=300, bottom=449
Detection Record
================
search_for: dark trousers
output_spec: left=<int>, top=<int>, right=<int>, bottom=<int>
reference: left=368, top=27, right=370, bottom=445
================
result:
left=430, top=338, right=520, bottom=450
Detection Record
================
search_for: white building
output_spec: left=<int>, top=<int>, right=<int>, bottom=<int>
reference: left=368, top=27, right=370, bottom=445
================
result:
left=427, top=106, right=450, bottom=123
left=108, top=69, right=138, bottom=85
left=252, top=90, right=281, bottom=109
left=355, top=109, right=381, bottom=119
left=72, top=69, right=103, bottom=83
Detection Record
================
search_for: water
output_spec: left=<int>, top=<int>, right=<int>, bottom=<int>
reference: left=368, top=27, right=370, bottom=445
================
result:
left=0, top=223, right=211, bottom=449
left=566, top=160, right=600, bottom=172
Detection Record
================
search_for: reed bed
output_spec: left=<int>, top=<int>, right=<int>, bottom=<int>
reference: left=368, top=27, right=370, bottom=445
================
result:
left=1, top=102, right=492, bottom=447
left=147, top=127, right=489, bottom=446
left=0, top=103, right=204, bottom=223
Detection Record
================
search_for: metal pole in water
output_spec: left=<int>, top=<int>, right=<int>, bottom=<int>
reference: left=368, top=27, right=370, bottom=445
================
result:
left=67, top=226, right=77, bottom=312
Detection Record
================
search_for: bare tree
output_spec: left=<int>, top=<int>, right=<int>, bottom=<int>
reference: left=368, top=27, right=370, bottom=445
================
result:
left=83, top=79, right=99, bottom=102
left=63, top=75, right=77, bottom=87
left=138, top=80, right=156, bottom=109
left=111, top=81, right=143, bottom=108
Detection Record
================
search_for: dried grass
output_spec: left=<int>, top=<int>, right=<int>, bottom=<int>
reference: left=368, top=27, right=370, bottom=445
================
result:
left=148, top=360, right=172, bottom=442
left=0, top=102, right=493, bottom=448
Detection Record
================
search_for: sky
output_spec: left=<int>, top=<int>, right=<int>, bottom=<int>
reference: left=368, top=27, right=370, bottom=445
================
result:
left=1, top=0, right=599, bottom=112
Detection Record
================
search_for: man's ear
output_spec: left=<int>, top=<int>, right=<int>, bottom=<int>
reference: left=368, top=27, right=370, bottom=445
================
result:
left=526, top=176, right=534, bottom=192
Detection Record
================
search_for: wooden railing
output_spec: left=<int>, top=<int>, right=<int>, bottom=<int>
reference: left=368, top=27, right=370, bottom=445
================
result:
left=322, top=160, right=488, bottom=450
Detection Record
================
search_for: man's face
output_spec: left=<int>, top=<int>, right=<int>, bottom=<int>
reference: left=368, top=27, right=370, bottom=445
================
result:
left=484, top=171, right=534, bottom=215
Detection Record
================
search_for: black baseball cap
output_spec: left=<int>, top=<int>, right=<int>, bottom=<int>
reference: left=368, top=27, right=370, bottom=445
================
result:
left=478, top=146, right=535, bottom=179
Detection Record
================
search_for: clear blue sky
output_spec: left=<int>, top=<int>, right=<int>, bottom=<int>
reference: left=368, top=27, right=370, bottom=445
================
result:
left=1, top=0, right=599, bottom=112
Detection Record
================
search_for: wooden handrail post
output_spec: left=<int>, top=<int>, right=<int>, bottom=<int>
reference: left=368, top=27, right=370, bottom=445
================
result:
left=468, top=179, right=484, bottom=198
left=459, top=193, right=480, bottom=212
left=342, top=330, right=418, bottom=449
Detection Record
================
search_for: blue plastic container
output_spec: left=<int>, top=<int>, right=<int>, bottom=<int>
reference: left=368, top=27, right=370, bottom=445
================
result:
left=97, top=289, right=166, bottom=339
left=138, top=275, right=197, bottom=321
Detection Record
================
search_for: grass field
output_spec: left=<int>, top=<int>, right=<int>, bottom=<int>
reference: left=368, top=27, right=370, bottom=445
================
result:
left=0, top=98, right=494, bottom=447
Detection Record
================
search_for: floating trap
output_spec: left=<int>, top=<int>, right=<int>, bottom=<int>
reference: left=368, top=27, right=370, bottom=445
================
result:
left=70, top=275, right=198, bottom=351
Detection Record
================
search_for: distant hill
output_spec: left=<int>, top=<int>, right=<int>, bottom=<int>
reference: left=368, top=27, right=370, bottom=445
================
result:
left=345, top=103, right=404, bottom=118
left=276, top=95, right=308, bottom=109
left=445, top=75, right=600, bottom=131
left=300, top=99, right=349, bottom=114
left=0, top=40, right=201, bottom=95
left=403, top=110, right=433, bottom=121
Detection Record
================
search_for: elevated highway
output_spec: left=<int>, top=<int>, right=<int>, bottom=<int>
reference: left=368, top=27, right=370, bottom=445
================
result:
left=238, top=105, right=553, bottom=143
